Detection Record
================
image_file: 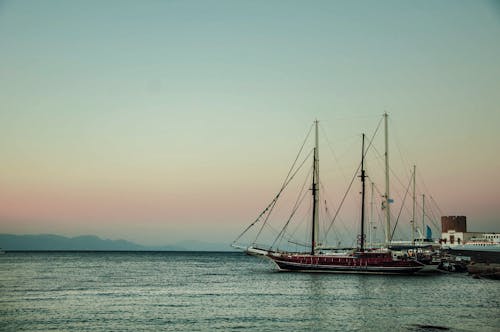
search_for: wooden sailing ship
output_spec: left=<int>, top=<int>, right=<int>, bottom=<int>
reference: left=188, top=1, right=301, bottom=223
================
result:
left=233, top=115, right=424, bottom=274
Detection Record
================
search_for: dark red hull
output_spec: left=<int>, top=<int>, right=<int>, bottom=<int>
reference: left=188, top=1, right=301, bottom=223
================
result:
left=267, top=251, right=424, bottom=274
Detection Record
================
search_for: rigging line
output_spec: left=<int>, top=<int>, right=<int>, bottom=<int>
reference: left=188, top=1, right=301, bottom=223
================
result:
left=233, top=123, right=313, bottom=246
left=319, top=180, right=349, bottom=246
left=374, top=199, right=385, bottom=246
left=319, top=164, right=356, bottom=244
left=428, top=201, right=440, bottom=227
left=416, top=167, right=432, bottom=194
left=254, top=219, right=287, bottom=250
left=278, top=203, right=312, bottom=251
left=319, top=123, right=348, bottom=183
left=281, top=123, right=315, bottom=190
left=272, top=164, right=313, bottom=250
left=390, top=172, right=412, bottom=242
left=323, top=160, right=360, bottom=240
left=417, top=195, right=443, bottom=231
left=370, top=160, right=416, bottom=226
left=260, top=223, right=281, bottom=239
left=251, top=123, right=314, bottom=244
left=232, top=198, right=275, bottom=246
left=426, top=206, right=440, bottom=233
left=368, top=188, right=382, bottom=247
left=370, top=144, right=412, bottom=194
left=287, top=239, right=310, bottom=248
left=421, top=203, right=440, bottom=232
left=320, top=197, right=335, bottom=246
left=252, top=148, right=315, bottom=244
left=276, top=188, right=311, bottom=250
left=288, top=202, right=312, bottom=241
left=368, top=176, right=401, bottom=232
left=417, top=190, right=440, bottom=228
left=232, top=146, right=314, bottom=246
left=411, top=191, right=441, bottom=235
left=319, top=182, right=330, bottom=223
left=252, top=197, right=280, bottom=245
left=369, top=115, right=416, bottom=201
left=358, top=115, right=383, bottom=157
left=389, top=117, right=414, bottom=177
left=416, top=167, right=441, bottom=215
left=321, top=196, right=342, bottom=247
left=319, top=181, right=333, bottom=243
left=367, top=175, right=384, bottom=199
left=362, top=175, right=386, bottom=247
left=429, top=195, right=444, bottom=218
left=426, top=199, right=438, bottom=220
left=323, top=118, right=383, bottom=239
left=368, top=176, right=392, bottom=226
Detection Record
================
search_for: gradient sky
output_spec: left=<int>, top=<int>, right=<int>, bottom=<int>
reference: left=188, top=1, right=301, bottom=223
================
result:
left=0, top=0, right=499, bottom=246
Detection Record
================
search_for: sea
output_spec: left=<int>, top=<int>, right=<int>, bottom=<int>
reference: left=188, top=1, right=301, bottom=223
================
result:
left=1, top=252, right=499, bottom=331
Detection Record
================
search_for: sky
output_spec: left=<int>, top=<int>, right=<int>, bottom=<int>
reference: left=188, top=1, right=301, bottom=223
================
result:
left=0, top=0, right=499, bottom=246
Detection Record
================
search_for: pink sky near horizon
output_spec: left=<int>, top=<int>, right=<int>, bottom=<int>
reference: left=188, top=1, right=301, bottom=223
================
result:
left=1, top=146, right=498, bottom=246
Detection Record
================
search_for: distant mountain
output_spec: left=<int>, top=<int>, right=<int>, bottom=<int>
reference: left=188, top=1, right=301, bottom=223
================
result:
left=0, top=234, right=148, bottom=251
left=173, top=240, right=233, bottom=252
left=0, top=234, right=234, bottom=251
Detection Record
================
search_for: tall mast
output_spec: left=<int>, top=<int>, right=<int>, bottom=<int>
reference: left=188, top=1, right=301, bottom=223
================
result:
left=311, top=120, right=319, bottom=255
left=384, top=113, right=391, bottom=245
left=369, top=180, right=374, bottom=249
left=411, top=165, right=416, bottom=245
left=360, top=134, right=366, bottom=252
left=422, top=194, right=425, bottom=241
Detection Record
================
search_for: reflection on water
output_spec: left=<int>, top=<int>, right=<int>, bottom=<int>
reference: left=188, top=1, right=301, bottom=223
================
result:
left=1, top=252, right=499, bottom=331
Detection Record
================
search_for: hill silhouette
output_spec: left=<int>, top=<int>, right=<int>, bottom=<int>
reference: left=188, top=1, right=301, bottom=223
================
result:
left=0, top=234, right=232, bottom=251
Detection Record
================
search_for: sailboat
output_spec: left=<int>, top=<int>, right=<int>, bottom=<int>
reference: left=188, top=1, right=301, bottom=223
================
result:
left=388, top=166, right=443, bottom=272
left=233, top=115, right=424, bottom=274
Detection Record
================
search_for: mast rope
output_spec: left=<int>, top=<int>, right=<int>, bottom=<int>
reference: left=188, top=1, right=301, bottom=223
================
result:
left=252, top=148, right=314, bottom=245
left=320, top=181, right=348, bottom=247
left=232, top=124, right=314, bottom=246
left=271, top=164, right=313, bottom=250
left=390, top=117, right=414, bottom=186
left=392, top=118, right=442, bottom=236
left=319, top=124, right=348, bottom=183
left=323, top=117, right=383, bottom=240
left=390, top=172, right=413, bottom=242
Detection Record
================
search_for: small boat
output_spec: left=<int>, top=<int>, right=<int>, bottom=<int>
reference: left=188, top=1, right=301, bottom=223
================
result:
left=233, top=115, right=424, bottom=274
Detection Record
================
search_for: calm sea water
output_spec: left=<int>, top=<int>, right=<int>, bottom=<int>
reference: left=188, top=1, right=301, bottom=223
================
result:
left=0, top=252, right=498, bottom=331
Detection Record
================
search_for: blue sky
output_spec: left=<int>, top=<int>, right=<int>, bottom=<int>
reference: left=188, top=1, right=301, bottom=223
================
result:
left=0, top=1, right=499, bottom=245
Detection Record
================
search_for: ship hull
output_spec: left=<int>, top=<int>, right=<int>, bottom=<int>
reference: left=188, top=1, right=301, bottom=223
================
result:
left=267, top=253, right=424, bottom=275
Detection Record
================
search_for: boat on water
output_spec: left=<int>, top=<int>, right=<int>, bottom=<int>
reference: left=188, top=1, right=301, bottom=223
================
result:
left=387, top=166, right=443, bottom=273
left=266, top=248, right=423, bottom=274
left=389, top=243, right=442, bottom=273
left=445, top=234, right=500, bottom=263
left=232, top=115, right=424, bottom=274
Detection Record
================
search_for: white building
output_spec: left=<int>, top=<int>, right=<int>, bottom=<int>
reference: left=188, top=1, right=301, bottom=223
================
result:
left=440, top=216, right=498, bottom=246
left=441, top=230, right=482, bottom=245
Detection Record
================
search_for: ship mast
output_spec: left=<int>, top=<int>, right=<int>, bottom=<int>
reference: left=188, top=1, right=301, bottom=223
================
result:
left=311, top=120, right=319, bottom=255
left=369, top=180, right=374, bottom=249
left=384, top=113, right=391, bottom=245
left=422, top=194, right=425, bottom=242
left=360, top=134, right=366, bottom=252
left=411, top=165, right=416, bottom=245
